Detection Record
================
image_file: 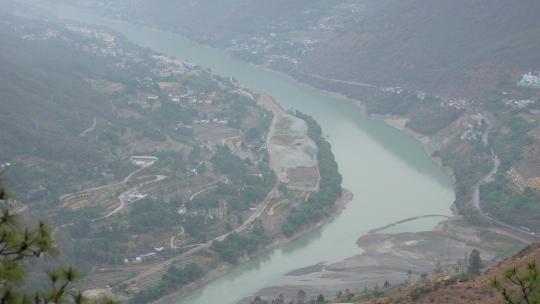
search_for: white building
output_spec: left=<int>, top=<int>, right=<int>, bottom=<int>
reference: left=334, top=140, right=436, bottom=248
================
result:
left=130, top=156, right=158, bottom=167
left=518, top=72, right=540, bottom=88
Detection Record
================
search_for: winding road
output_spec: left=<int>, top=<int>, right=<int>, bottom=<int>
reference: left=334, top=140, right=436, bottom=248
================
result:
left=472, top=112, right=535, bottom=243
left=188, top=185, right=219, bottom=201
left=96, top=174, right=168, bottom=221
left=80, top=117, right=97, bottom=137
left=59, top=166, right=147, bottom=203
left=121, top=94, right=283, bottom=288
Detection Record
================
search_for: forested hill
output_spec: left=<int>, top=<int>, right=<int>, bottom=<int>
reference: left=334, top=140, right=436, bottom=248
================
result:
left=301, top=0, right=540, bottom=98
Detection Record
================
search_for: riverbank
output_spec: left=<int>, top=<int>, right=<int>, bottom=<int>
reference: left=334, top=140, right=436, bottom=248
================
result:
left=150, top=93, right=352, bottom=304
left=380, top=116, right=457, bottom=186
left=245, top=214, right=528, bottom=303
left=152, top=189, right=353, bottom=304
left=253, top=61, right=456, bottom=189
left=33, top=8, right=456, bottom=303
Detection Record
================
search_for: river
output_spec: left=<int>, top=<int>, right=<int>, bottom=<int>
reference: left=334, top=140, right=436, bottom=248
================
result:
left=31, top=3, right=455, bottom=304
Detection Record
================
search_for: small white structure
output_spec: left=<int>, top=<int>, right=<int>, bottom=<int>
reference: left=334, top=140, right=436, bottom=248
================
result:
left=130, top=156, right=158, bottom=167
left=127, top=192, right=147, bottom=203
left=518, top=72, right=540, bottom=88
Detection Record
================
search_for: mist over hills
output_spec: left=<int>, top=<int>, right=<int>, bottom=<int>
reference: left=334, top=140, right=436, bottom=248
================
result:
left=83, top=0, right=540, bottom=97
left=302, top=0, right=540, bottom=97
left=2, top=1, right=540, bottom=303
left=0, top=18, right=115, bottom=197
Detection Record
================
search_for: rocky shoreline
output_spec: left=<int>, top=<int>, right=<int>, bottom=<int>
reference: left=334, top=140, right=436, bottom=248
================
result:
left=243, top=215, right=528, bottom=303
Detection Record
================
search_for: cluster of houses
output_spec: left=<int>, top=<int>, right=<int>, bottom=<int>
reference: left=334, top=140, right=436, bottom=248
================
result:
left=185, top=200, right=228, bottom=220
left=64, top=25, right=142, bottom=62
left=20, top=29, right=59, bottom=41
left=124, top=192, right=148, bottom=204
left=152, top=56, right=200, bottom=77
left=381, top=86, right=427, bottom=101
left=20, top=24, right=135, bottom=63
left=460, top=113, right=486, bottom=142
left=445, top=98, right=471, bottom=110
left=67, top=25, right=116, bottom=45
left=156, top=77, right=220, bottom=106
left=380, top=84, right=477, bottom=110
left=381, top=86, right=406, bottom=94
left=503, top=98, right=538, bottom=109
left=124, top=246, right=166, bottom=264
left=192, top=118, right=229, bottom=125
left=0, top=162, right=11, bottom=169
left=226, top=5, right=361, bottom=62
left=518, top=72, right=540, bottom=88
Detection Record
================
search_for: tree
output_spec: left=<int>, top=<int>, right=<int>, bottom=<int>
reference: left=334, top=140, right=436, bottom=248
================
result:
left=406, top=270, right=413, bottom=283
left=296, top=290, right=306, bottom=304
left=0, top=176, right=116, bottom=303
left=491, top=261, right=540, bottom=304
left=468, top=249, right=483, bottom=277
left=316, top=294, right=325, bottom=304
left=434, top=261, right=442, bottom=273
left=246, top=128, right=261, bottom=142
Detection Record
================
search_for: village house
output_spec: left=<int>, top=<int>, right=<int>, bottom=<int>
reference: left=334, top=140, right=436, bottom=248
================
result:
left=130, top=156, right=158, bottom=167
left=518, top=72, right=540, bottom=88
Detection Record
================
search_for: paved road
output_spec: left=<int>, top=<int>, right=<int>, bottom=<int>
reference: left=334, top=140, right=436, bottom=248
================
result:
left=59, top=166, right=147, bottom=202
left=472, top=112, right=535, bottom=243
left=189, top=185, right=219, bottom=201
left=96, top=174, right=167, bottom=221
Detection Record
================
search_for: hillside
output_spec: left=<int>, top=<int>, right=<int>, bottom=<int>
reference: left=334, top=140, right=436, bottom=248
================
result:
left=356, top=243, right=540, bottom=304
left=0, top=16, right=117, bottom=199
left=301, top=0, right=540, bottom=98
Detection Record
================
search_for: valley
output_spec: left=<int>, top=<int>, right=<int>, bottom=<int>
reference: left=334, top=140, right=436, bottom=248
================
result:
left=3, top=1, right=540, bottom=304
left=0, top=11, right=347, bottom=303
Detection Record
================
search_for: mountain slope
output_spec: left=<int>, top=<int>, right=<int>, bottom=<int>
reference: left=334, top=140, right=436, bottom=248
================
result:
left=0, top=18, right=123, bottom=198
left=0, top=29, right=109, bottom=162
left=301, top=0, right=540, bottom=98
left=357, top=243, right=540, bottom=304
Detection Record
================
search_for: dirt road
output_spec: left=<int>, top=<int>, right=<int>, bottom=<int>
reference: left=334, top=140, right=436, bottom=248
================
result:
left=472, top=112, right=535, bottom=243
left=121, top=94, right=283, bottom=288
